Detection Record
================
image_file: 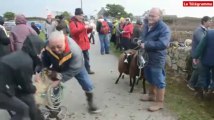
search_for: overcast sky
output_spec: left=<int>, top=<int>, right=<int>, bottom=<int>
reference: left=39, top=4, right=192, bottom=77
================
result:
left=0, top=0, right=213, bottom=18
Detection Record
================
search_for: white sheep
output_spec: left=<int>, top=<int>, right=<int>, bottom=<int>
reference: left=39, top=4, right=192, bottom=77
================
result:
left=184, top=39, right=192, bottom=47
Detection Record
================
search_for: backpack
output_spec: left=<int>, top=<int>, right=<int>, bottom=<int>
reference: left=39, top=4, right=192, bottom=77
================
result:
left=100, top=21, right=110, bottom=34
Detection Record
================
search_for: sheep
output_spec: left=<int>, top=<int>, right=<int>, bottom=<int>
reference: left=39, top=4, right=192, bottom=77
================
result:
left=115, top=49, right=137, bottom=86
left=169, top=41, right=179, bottom=48
left=33, top=69, right=67, bottom=120
left=115, top=49, right=147, bottom=93
left=129, top=51, right=146, bottom=93
left=184, top=39, right=192, bottom=47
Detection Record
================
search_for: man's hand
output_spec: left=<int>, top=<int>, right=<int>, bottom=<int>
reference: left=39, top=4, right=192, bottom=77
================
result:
left=85, top=25, right=93, bottom=29
left=193, top=59, right=199, bottom=65
left=47, top=70, right=62, bottom=81
left=137, top=40, right=142, bottom=46
left=85, top=25, right=90, bottom=29
left=51, top=80, right=60, bottom=88
left=34, top=73, right=41, bottom=82
left=121, top=31, right=127, bottom=34
left=141, top=43, right=145, bottom=48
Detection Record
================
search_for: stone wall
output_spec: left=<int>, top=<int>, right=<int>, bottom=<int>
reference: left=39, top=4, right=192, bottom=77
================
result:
left=166, top=46, right=191, bottom=75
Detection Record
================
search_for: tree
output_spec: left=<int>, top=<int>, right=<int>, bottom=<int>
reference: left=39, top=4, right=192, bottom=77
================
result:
left=62, top=11, right=71, bottom=22
left=3, top=12, right=15, bottom=20
left=105, top=4, right=131, bottom=18
left=127, top=13, right=134, bottom=19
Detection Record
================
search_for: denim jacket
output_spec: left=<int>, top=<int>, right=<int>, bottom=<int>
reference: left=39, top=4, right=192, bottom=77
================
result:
left=141, top=20, right=171, bottom=68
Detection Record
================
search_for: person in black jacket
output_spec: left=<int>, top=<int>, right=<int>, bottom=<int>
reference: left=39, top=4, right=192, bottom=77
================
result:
left=31, top=22, right=40, bottom=35
left=55, top=15, right=70, bottom=36
left=0, top=34, right=45, bottom=120
left=0, top=16, right=10, bottom=57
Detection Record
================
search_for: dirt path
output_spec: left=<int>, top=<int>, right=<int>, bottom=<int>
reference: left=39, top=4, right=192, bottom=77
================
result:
left=62, top=35, right=177, bottom=120
left=0, top=34, right=177, bottom=120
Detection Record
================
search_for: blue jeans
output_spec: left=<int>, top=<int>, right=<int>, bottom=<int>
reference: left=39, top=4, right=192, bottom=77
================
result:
left=144, top=66, right=166, bottom=89
left=75, top=67, right=94, bottom=92
left=98, top=34, right=109, bottom=54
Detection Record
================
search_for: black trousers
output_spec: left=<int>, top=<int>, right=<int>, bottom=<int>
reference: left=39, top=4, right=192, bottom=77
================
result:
left=89, top=32, right=95, bottom=44
left=82, top=50, right=91, bottom=72
left=110, top=34, right=116, bottom=45
left=121, top=37, right=131, bottom=50
left=0, top=93, right=43, bottom=120
left=116, top=35, right=122, bottom=51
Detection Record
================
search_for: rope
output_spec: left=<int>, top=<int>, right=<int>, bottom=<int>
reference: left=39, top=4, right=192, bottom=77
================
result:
left=46, top=84, right=64, bottom=110
left=39, top=69, right=64, bottom=110
left=36, top=69, right=68, bottom=120
left=132, top=45, right=140, bottom=50
left=136, top=48, right=148, bottom=78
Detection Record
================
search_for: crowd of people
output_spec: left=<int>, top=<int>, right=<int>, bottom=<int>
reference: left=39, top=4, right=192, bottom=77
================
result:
left=107, top=16, right=143, bottom=52
left=0, top=6, right=213, bottom=120
left=0, top=7, right=173, bottom=119
left=0, top=8, right=101, bottom=120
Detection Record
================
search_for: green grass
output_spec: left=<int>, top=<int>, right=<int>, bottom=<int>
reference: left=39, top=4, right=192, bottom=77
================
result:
left=165, top=71, right=214, bottom=120
left=110, top=43, right=122, bottom=57
left=110, top=44, right=214, bottom=120
left=39, top=31, right=46, bottom=41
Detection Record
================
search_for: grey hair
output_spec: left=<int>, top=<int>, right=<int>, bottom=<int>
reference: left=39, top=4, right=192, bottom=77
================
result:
left=48, top=30, right=65, bottom=42
left=150, top=7, right=163, bottom=18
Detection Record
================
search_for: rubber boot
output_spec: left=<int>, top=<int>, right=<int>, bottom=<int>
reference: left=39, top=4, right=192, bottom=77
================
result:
left=87, top=70, right=95, bottom=74
left=194, top=88, right=204, bottom=99
left=148, top=88, right=165, bottom=112
left=85, top=92, right=101, bottom=114
left=140, top=85, right=156, bottom=101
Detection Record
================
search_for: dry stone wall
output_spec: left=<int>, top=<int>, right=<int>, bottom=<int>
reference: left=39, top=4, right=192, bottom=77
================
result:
left=166, top=46, right=191, bottom=75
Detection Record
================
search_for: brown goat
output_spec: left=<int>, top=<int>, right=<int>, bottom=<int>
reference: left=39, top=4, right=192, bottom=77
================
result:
left=115, top=49, right=136, bottom=86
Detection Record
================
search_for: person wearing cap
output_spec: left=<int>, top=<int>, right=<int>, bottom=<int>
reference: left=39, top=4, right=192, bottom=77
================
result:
left=0, top=16, right=10, bottom=57
left=121, top=17, right=134, bottom=50
left=69, top=8, right=95, bottom=74
left=31, top=22, right=40, bottom=35
left=10, top=14, right=37, bottom=52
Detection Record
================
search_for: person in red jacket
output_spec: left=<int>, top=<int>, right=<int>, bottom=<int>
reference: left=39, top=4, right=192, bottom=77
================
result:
left=121, top=18, right=134, bottom=50
left=69, top=8, right=95, bottom=74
